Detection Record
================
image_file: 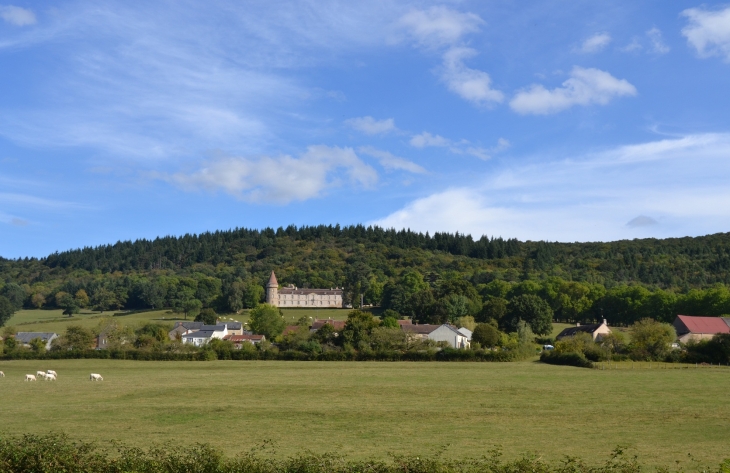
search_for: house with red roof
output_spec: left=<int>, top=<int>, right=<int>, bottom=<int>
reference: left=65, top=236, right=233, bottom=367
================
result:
left=673, top=315, right=730, bottom=344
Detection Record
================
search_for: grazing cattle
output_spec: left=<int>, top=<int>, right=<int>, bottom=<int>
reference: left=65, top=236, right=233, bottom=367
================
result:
left=89, top=373, right=103, bottom=381
left=0, top=371, right=4, bottom=377
left=25, top=374, right=36, bottom=381
left=36, top=371, right=47, bottom=379
left=45, top=373, right=57, bottom=381
left=47, top=370, right=57, bottom=377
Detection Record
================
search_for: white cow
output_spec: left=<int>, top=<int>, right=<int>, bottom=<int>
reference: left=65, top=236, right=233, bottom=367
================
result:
left=25, top=374, right=37, bottom=381
left=89, top=373, right=103, bottom=381
left=47, top=370, right=57, bottom=377
left=45, top=373, right=57, bottom=381
left=36, top=371, right=47, bottom=379
left=0, top=371, right=5, bottom=377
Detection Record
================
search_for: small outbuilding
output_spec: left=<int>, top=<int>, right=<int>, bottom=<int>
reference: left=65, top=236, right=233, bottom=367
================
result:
left=556, top=320, right=611, bottom=342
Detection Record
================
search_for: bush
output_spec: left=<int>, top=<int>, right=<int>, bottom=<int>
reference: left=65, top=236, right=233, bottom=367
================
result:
left=541, top=350, right=594, bottom=368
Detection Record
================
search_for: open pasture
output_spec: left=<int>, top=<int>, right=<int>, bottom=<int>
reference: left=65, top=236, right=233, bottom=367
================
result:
left=5, top=308, right=354, bottom=334
left=0, top=360, right=728, bottom=467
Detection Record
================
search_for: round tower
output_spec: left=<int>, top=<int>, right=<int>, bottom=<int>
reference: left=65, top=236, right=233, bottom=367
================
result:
left=266, top=271, right=279, bottom=307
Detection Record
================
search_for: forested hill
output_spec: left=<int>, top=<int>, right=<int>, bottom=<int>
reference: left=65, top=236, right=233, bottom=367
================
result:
left=3, top=225, right=730, bottom=326
left=6, top=225, right=730, bottom=288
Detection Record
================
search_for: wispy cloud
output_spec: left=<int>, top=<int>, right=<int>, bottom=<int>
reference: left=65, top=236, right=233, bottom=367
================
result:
left=0, top=5, right=35, bottom=26
left=398, top=6, right=483, bottom=49
left=440, top=47, right=504, bottom=106
left=345, top=116, right=397, bottom=135
left=410, top=132, right=450, bottom=148
left=576, top=33, right=611, bottom=54
left=161, top=145, right=377, bottom=204
left=0, top=192, right=83, bottom=209
left=359, top=146, right=426, bottom=174
left=646, top=27, right=670, bottom=54
left=397, top=6, right=502, bottom=107
left=374, top=133, right=730, bottom=241
left=682, top=6, right=730, bottom=61
left=510, top=67, right=637, bottom=115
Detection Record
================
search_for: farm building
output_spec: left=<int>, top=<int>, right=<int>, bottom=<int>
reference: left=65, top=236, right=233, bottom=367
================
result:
left=310, top=319, right=346, bottom=332
left=223, top=334, right=265, bottom=347
left=169, top=321, right=245, bottom=341
left=15, top=332, right=58, bottom=350
left=556, top=320, right=612, bottom=341
left=672, top=315, right=730, bottom=343
left=182, top=325, right=229, bottom=346
left=401, top=324, right=471, bottom=349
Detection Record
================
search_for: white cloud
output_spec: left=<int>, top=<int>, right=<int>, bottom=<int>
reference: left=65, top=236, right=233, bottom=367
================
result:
left=682, top=6, right=730, bottom=61
left=345, top=116, right=397, bottom=135
left=0, top=5, right=35, bottom=26
left=510, top=66, right=637, bottom=115
left=459, top=138, right=510, bottom=160
left=398, top=6, right=483, bottom=49
left=359, top=146, right=426, bottom=174
left=440, top=47, right=504, bottom=106
left=163, top=145, right=377, bottom=203
left=410, top=132, right=450, bottom=148
left=577, top=33, right=611, bottom=54
left=646, top=27, right=670, bottom=54
left=373, top=133, right=730, bottom=242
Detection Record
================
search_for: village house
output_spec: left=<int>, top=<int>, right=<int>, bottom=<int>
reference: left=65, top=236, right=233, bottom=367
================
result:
left=15, top=332, right=58, bottom=351
left=181, top=325, right=228, bottom=347
left=266, top=271, right=344, bottom=308
left=672, top=315, right=730, bottom=344
left=556, top=320, right=612, bottom=341
left=169, top=321, right=245, bottom=341
left=400, top=323, right=470, bottom=349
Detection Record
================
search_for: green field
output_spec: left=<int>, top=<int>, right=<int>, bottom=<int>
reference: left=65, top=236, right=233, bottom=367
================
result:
left=4, top=308, right=355, bottom=335
left=0, top=360, right=728, bottom=467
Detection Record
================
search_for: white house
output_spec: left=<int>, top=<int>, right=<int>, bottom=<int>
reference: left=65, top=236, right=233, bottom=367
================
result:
left=181, top=325, right=228, bottom=347
left=401, top=324, right=470, bottom=349
left=428, top=324, right=471, bottom=349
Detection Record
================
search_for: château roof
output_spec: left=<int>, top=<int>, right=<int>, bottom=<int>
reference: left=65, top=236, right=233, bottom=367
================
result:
left=267, top=271, right=278, bottom=287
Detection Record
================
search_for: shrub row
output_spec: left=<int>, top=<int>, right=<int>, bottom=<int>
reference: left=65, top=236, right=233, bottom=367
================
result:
left=0, top=347, right=519, bottom=362
left=3, top=432, right=723, bottom=473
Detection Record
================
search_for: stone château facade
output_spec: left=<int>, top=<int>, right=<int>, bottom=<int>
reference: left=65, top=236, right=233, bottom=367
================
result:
left=265, top=271, right=343, bottom=308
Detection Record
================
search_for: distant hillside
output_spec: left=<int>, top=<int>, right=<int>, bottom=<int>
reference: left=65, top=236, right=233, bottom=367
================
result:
left=2, top=225, right=730, bottom=326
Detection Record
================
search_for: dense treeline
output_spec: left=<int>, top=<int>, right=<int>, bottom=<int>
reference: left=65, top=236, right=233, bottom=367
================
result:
left=1, top=432, right=723, bottom=473
left=5, top=225, right=730, bottom=328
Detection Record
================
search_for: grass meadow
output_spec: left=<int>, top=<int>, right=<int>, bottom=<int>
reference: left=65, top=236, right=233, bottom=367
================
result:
left=4, top=308, right=354, bottom=335
left=0, top=360, right=729, bottom=467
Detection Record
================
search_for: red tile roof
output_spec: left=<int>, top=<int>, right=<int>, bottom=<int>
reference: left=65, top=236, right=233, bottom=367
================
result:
left=397, top=319, right=413, bottom=326
left=267, top=271, right=278, bottom=287
left=311, top=319, right=346, bottom=330
left=226, top=334, right=264, bottom=342
left=675, top=315, right=730, bottom=335
left=282, top=325, right=302, bottom=336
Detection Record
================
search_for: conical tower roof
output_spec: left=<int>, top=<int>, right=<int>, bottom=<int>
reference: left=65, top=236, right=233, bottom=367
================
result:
left=267, top=271, right=278, bottom=287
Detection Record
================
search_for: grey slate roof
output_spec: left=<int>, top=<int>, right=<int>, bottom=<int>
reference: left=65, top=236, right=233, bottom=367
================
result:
left=556, top=324, right=603, bottom=338
left=400, top=324, right=441, bottom=335
left=183, top=330, right=217, bottom=339
left=15, top=332, right=57, bottom=343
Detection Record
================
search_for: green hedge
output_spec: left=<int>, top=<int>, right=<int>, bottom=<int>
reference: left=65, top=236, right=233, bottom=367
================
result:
left=540, top=350, right=594, bottom=368
left=2, top=432, right=718, bottom=473
left=0, top=347, right=520, bottom=362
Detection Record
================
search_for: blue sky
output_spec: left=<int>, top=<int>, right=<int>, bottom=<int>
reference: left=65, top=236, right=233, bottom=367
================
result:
left=2, top=1, right=730, bottom=257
